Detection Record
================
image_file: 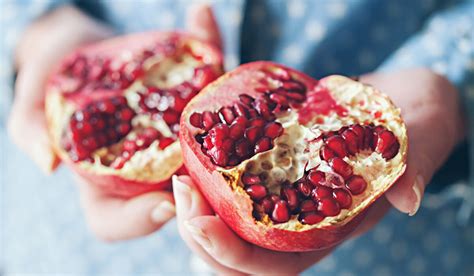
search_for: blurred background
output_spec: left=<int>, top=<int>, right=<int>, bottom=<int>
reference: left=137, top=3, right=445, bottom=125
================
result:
left=1, top=0, right=473, bottom=275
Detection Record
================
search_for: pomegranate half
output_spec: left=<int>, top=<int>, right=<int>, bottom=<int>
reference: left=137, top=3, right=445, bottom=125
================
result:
left=46, top=32, right=223, bottom=197
left=180, top=61, right=407, bottom=251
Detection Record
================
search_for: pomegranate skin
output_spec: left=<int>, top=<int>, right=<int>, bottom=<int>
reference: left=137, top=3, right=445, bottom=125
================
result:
left=180, top=61, right=407, bottom=251
left=46, top=31, right=223, bottom=198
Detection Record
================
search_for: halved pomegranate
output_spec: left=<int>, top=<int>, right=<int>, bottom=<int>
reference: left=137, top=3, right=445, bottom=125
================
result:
left=180, top=61, right=407, bottom=251
left=46, top=32, right=223, bottom=197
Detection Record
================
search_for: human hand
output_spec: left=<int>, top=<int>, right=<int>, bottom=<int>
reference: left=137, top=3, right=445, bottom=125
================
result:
left=173, top=69, right=465, bottom=274
left=7, top=4, right=222, bottom=241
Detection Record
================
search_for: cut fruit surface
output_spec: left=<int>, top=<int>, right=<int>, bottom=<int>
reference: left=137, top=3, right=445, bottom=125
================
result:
left=46, top=32, right=223, bottom=197
left=180, top=61, right=407, bottom=251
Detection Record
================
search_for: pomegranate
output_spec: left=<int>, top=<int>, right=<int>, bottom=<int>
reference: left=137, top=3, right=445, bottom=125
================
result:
left=180, top=61, right=407, bottom=251
left=46, top=32, right=223, bottom=197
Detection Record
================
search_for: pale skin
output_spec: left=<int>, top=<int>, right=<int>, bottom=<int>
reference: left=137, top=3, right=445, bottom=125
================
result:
left=8, top=4, right=465, bottom=274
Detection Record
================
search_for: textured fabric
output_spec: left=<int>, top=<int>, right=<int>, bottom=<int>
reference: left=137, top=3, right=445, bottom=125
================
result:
left=1, top=0, right=473, bottom=275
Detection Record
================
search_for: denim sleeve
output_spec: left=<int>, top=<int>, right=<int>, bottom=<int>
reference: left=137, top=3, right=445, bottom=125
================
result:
left=379, top=0, right=474, bottom=179
left=0, top=0, right=71, bottom=127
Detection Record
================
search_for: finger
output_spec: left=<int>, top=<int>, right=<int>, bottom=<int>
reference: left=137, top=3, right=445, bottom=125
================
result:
left=77, top=177, right=175, bottom=241
left=8, top=64, right=59, bottom=173
left=351, top=196, right=391, bottom=238
left=186, top=4, right=222, bottom=50
left=173, top=175, right=242, bottom=275
left=186, top=216, right=332, bottom=275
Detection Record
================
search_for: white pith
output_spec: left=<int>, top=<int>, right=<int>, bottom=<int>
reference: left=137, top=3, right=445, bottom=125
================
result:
left=48, top=48, right=207, bottom=182
left=219, top=75, right=407, bottom=230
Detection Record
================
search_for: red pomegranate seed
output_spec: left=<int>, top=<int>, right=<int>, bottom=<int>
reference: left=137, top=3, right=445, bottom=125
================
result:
left=320, top=145, right=337, bottom=161
left=307, top=170, right=325, bottom=186
left=123, top=140, right=137, bottom=152
left=233, top=102, right=249, bottom=118
left=299, top=211, right=324, bottom=225
left=297, top=180, right=312, bottom=197
left=209, top=124, right=229, bottom=146
left=317, top=198, right=341, bottom=217
left=116, top=123, right=131, bottom=135
left=228, top=156, right=240, bottom=166
left=246, top=185, right=267, bottom=201
left=282, top=80, right=305, bottom=91
left=327, top=173, right=344, bottom=187
left=218, top=107, right=235, bottom=124
left=254, top=137, right=272, bottom=153
left=341, top=129, right=359, bottom=155
left=162, top=110, right=180, bottom=125
left=202, top=111, right=218, bottom=131
left=245, top=126, right=263, bottom=144
left=326, top=135, right=348, bottom=157
left=111, top=156, right=127, bottom=169
left=241, top=172, right=261, bottom=185
left=272, top=200, right=290, bottom=223
left=312, top=185, right=333, bottom=200
left=249, top=118, right=266, bottom=128
left=363, top=125, right=375, bottom=150
left=247, top=108, right=259, bottom=118
left=382, top=140, right=400, bottom=160
left=280, top=91, right=305, bottom=102
left=159, top=137, right=175, bottom=149
left=253, top=99, right=274, bottom=120
left=375, top=130, right=397, bottom=155
left=229, top=124, right=245, bottom=139
left=269, top=93, right=287, bottom=105
left=98, top=100, right=116, bottom=113
left=350, top=124, right=365, bottom=148
left=264, top=122, right=283, bottom=139
left=330, top=157, right=353, bottom=180
left=232, top=116, right=248, bottom=126
left=239, top=94, right=255, bottom=106
left=189, top=112, right=203, bottom=128
left=299, top=200, right=317, bottom=212
left=202, top=135, right=213, bottom=150
left=208, top=147, right=228, bottom=166
left=143, top=127, right=160, bottom=140
left=333, top=188, right=352, bottom=209
left=220, top=139, right=234, bottom=152
left=345, top=175, right=367, bottom=195
left=235, top=139, right=251, bottom=158
left=261, top=196, right=275, bottom=214
left=281, top=186, right=299, bottom=210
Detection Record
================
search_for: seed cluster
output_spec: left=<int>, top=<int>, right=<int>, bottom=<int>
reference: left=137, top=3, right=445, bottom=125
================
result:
left=191, top=69, right=307, bottom=167
left=63, top=96, right=135, bottom=161
left=244, top=123, right=400, bottom=225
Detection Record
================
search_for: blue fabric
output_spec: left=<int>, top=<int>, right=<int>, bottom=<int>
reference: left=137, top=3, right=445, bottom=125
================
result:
left=1, top=0, right=473, bottom=274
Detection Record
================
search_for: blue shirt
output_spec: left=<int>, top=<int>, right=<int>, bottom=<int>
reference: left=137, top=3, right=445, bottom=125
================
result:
left=1, top=0, right=473, bottom=275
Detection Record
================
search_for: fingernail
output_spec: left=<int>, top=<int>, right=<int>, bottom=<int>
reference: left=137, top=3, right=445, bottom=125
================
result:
left=185, top=220, right=213, bottom=251
left=151, top=201, right=176, bottom=224
left=409, top=174, right=424, bottom=216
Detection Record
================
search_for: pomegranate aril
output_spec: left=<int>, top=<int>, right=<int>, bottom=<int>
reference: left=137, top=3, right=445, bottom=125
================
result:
left=123, top=140, right=137, bottom=152
left=264, top=122, right=283, bottom=139
left=346, top=175, right=367, bottom=195
left=333, top=188, right=352, bottom=209
left=272, top=200, right=290, bottom=223
left=218, top=107, right=235, bottom=124
left=363, top=126, right=375, bottom=150
left=189, top=112, right=203, bottom=128
left=269, top=93, right=287, bottom=105
left=254, top=137, right=272, bottom=153
left=299, top=200, right=317, bottom=212
left=320, top=146, right=337, bottom=161
left=208, top=147, right=228, bottom=166
left=317, top=198, right=341, bottom=217
left=249, top=117, right=266, bottom=128
left=229, top=124, right=245, bottom=139
left=326, top=135, right=348, bottom=157
left=350, top=124, right=365, bottom=148
left=245, top=126, right=263, bottom=144
left=239, top=94, right=255, bottom=106
left=235, top=139, right=251, bottom=158
left=341, top=129, right=359, bottom=155
left=281, top=186, right=299, bottom=211
left=232, top=116, right=248, bottom=126
left=202, top=135, right=213, bottom=150
left=220, top=139, right=234, bottom=152
left=162, top=110, right=180, bottom=125
left=382, top=140, right=400, bottom=160
left=312, top=185, right=333, bottom=200
left=307, top=170, right=325, bottom=186
left=241, top=173, right=261, bottom=185
left=261, top=197, right=275, bottom=214
left=253, top=99, right=274, bottom=120
left=297, top=181, right=313, bottom=197
left=375, top=130, right=398, bottom=156
left=159, top=137, right=175, bottom=149
left=299, top=211, right=324, bottom=225
left=246, top=185, right=267, bottom=201
left=202, top=111, right=218, bottom=131
left=233, top=103, right=249, bottom=118
left=330, top=157, right=353, bottom=180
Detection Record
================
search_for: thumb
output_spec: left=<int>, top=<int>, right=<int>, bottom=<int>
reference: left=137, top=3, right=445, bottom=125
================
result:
left=186, top=4, right=222, bottom=50
left=78, top=177, right=175, bottom=241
